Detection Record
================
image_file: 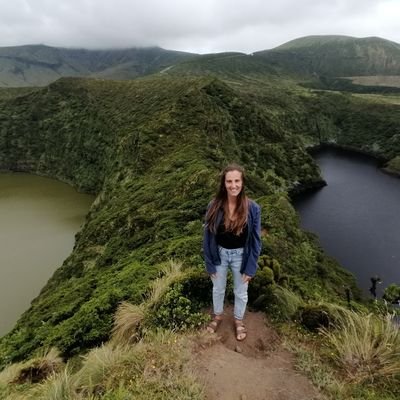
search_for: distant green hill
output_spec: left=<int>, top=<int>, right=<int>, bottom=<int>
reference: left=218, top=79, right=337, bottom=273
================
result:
left=0, top=45, right=196, bottom=87
left=256, top=35, right=400, bottom=77
left=2, top=35, right=400, bottom=87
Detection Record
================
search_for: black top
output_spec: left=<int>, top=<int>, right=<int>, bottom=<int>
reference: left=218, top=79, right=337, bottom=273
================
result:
left=216, top=221, right=248, bottom=249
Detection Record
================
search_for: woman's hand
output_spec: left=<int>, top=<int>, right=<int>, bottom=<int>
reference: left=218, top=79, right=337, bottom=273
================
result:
left=242, top=274, right=252, bottom=283
left=210, top=273, right=217, bottom=279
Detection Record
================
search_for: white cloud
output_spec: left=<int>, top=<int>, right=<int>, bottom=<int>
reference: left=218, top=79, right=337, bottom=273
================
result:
left=0, top=0, right=398, bottom=53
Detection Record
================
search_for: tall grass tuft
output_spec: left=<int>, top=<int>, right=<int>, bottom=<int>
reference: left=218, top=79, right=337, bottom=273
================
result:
left=112, top=260, right=185, bottom=344
left=320, top=311, right=400, bottom=384
left=74, top=344, right=137, bottom=396
left=0, top=348, right=63, bottom=386
left=112, top=302, right=146, bottom=344
left=28, top=367, right=76, bottom=400
left=271, top=286, right=304, bottom=320
left=0, top=363, right=22, bottom=386
left=73, top=331, right=203, bottom=399
left=147, top=261, right=184, bottom=308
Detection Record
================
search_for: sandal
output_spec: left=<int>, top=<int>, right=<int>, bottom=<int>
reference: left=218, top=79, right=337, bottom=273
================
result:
left=235, top=321, right=247, bottom=341
left=206, top=316, right=222, bottom=333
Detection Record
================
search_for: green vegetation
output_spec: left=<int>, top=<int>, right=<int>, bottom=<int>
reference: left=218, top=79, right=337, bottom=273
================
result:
left=384, top=156, right=400, bottom=176
left=1, top=37, right=400, bottom=398
left=256, top=35, right=400, bottom=78
left=3, top=35, right=400, bottom=89
left=0, top=45, right=196, bottom=87
left=0, top=332, right=203, bottom=399
left=320, top=311, right=400, bottom=384
left=302, top=76, right=400, bottom=94
left=383, top=284, right=400, bottom=303
left=277, top=299, right=400, bottom=400
left=1, top=74, right=348, bottom=368
left=290, top=90, right=400, bottom=173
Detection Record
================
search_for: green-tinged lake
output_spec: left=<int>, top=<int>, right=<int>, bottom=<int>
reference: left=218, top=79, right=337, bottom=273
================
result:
left=0, top=173, right=93, bottom=336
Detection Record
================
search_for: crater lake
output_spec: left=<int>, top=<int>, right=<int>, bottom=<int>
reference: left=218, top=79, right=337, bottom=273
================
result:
left=294, top=148, right=400, bottom=298
left=0, top=173, right=93, bottom=336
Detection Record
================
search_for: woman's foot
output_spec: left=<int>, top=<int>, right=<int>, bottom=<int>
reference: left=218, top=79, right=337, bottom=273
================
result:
left=206, top=315, right=223, bottom=333
left=235, top=320, right=247, bottom=341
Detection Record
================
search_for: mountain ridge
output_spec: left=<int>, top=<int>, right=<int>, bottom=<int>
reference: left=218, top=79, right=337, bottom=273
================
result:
left=2, top=35, right=400, bottom=87
left=256, top=35, right=400, bottom=77
left=0, top=45, right=198, bottom=86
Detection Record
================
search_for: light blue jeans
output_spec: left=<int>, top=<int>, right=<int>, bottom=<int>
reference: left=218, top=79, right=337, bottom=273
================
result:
left=211, top=246, right=248, bottom=320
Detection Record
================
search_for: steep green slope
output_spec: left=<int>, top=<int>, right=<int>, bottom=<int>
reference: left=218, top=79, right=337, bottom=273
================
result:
left=170, top=54, right=400, bottom=174
left=0, top=45, right=196, bottom=87
left=295, top=90, right=400, bottom=165
left=256, top=35, right=400, bottom=78
left=0, top=76, right=357, bottom=366
left=166, top=48, right=400, bottom=175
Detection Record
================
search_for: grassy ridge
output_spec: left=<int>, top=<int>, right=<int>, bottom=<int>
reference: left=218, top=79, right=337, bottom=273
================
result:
left=0, top=75, right=358, bottom=367
left=256, top=35, right=400, bottom=77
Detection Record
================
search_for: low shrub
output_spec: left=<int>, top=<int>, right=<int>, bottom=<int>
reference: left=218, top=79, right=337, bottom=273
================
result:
left=257, top=285, right=303, bottom=321
left=298, top=304, right=337, bottom=331
left=148, top=282, right=208, bottom=330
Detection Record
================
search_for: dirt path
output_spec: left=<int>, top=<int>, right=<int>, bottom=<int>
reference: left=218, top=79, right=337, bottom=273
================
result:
left=193, top=306, right=324, bottom=400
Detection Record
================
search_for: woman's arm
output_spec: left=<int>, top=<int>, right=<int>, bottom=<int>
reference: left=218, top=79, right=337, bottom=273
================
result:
left=243, top=203, right=262, bottom=277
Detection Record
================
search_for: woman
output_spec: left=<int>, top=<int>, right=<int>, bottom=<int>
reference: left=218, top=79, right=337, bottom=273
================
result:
left=203, top=164, right=262, bottom=341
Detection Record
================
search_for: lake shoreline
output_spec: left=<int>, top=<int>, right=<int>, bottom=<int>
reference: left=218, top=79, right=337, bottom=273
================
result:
left=308, top=143, right=400, bottom=177
left=293, top=147, right=400, bottom=297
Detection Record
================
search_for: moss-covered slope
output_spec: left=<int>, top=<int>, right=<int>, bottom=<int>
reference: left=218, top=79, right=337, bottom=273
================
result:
left=0, top=76, right=358, bottom=367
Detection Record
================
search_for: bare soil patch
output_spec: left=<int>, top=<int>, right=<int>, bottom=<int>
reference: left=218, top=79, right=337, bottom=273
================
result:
left=193, top=306, right=324, bottom=400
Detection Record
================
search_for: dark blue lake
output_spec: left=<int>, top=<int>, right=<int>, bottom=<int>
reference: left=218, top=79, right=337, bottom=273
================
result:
left=293, top=148, right=400, bottom=297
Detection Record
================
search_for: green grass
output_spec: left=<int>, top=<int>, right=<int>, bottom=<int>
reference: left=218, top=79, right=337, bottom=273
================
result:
left=279, top=303, right=400, bottom=400
left=1, top=331, right=203, bottom=400
left=320, top=311, right=400, bottom=384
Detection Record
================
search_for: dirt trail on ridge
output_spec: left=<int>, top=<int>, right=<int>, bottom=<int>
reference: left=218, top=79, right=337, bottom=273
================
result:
left=193, top=306, right=324, bottom=400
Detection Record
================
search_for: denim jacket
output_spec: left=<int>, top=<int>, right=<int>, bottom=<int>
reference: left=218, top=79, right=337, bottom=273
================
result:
left=203, top=199, right=262, bottom=277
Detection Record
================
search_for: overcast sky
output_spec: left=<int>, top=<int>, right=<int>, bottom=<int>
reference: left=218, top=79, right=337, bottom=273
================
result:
left=0, top=0, right=399, bottom=54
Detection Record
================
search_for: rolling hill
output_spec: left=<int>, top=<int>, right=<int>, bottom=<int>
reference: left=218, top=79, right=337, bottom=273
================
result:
left=0, top=45, right=196, bottom=87
left=255, top=35, right=400, bottom=78
left=2, top=35, right=400, bottom=88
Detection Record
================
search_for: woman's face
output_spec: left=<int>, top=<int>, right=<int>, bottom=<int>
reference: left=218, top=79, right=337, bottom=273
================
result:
left=225, top=170, right=243, bottom=198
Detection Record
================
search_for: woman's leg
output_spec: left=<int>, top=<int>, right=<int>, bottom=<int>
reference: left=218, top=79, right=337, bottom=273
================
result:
left=230, top=248, right=248, bottom=321
left=211, top=247, right=229, bottom=316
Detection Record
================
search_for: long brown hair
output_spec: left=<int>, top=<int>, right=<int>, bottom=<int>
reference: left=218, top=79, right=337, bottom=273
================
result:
left=206, top=164, right=249, bottom=235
